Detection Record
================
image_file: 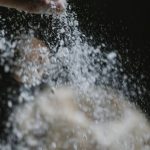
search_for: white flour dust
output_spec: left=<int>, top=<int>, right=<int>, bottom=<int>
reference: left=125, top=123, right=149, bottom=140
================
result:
left=7, top=87, right=150, bottom=150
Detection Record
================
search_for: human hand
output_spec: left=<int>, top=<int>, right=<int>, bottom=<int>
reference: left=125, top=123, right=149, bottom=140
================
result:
left=27, top=0, right=67, bottom=14
left=0, top=0, right=67, bottom=14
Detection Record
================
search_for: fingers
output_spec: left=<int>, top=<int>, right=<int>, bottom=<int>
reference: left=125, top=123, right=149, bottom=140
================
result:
left=55, top=0, right=67, bottom=13
left=0, top=0, right=66, bottom=14
left=32, top=0, right=67, bottom=14
left=46, top=0, right=67, bottom=14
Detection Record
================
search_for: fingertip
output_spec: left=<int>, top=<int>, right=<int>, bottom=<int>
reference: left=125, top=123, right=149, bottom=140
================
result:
left=56, top=0, right=67, bottom=12
left=44, top=0, right=51, bottom=5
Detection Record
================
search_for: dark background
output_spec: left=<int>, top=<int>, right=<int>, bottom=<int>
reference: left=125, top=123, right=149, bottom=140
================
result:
left=70, top=0, right=150, bottom=117
left=0, top=0, right=150, bottom=141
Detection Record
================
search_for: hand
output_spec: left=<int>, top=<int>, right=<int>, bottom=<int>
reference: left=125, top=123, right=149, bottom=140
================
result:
left=0, top=0, right=67, bottom=14
left=26, top=0, right=67, bottom=14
